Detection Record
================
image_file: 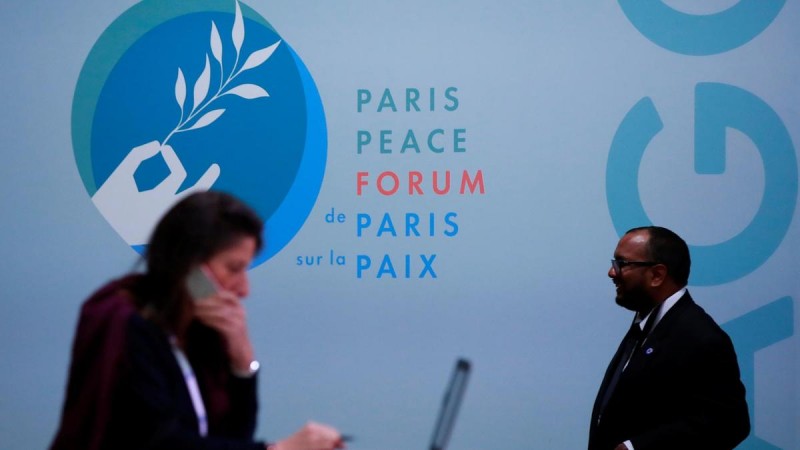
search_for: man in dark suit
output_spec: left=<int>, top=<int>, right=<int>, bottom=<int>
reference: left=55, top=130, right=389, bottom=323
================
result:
left=589, top=226, right=750, bottom=450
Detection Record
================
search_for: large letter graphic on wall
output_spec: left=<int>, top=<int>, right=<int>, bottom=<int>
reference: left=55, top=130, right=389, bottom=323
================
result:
left=723, top=297, right=794, bottom=450
left=606, top=83, right=798, bottom=286
left=618, top=0, right=785, bottom=55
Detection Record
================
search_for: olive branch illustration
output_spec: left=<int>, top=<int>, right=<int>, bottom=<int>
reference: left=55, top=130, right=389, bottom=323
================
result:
left=162, top=0, right=280, bottom=145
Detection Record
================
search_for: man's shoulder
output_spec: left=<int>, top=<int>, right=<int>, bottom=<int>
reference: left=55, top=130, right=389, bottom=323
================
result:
left=668, top=295, right=734, bottom=346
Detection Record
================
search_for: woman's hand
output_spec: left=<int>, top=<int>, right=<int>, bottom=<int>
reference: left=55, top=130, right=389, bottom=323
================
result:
left=269, top=422, right=345, bottom=450
left=192, top=291, right=255, bottom=373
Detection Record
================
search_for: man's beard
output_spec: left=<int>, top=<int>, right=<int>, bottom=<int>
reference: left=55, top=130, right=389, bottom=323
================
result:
left=615, top=285, right=652, bottom=313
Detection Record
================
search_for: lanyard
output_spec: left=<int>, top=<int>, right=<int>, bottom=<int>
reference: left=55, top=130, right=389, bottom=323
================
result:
left=170, top=337, right=209, bottom=437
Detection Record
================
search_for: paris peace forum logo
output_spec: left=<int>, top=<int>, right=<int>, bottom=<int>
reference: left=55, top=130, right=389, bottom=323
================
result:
left=72, top=0, right=326, bottom=267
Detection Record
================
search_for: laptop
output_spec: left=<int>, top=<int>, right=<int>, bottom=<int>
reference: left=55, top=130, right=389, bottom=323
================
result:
left=429, top=358, right=472, bottom=450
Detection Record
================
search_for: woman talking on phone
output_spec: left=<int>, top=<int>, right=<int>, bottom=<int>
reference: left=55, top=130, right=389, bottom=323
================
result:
left=51, top=191, right=345, bottom=450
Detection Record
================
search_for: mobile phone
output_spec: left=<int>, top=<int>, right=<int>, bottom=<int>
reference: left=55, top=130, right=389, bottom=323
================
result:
left=185, top=265, right=217, bottom=302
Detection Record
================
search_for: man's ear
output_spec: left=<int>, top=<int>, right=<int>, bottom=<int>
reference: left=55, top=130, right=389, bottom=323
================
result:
left=649, top=264, right=668, bottom=288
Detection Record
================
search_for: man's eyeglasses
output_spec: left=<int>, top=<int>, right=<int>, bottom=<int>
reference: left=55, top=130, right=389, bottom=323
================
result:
left=610, top=259, right=658, bottom=273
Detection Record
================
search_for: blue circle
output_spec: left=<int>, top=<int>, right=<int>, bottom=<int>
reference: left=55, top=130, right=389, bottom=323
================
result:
left=76, top=1, right=326, bottom=266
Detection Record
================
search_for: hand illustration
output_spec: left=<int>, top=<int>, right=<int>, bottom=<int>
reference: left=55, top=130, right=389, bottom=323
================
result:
left=92, top=141, right=220, bottom=246
left=91, top=1, right=278, bottom=248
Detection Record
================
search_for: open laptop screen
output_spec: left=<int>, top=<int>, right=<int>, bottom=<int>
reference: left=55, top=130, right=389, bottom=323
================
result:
left=429, top=358, right=471, bottom=450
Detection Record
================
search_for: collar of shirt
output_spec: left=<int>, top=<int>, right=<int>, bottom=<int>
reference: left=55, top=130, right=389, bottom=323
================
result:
left=636, top=287, right=687, bottom=335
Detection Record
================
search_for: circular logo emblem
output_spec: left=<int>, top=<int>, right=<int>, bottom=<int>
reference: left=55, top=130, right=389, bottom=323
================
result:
left=73, top=0, right=326, bottom=267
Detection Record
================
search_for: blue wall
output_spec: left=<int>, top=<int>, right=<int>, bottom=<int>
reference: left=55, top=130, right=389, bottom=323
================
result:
left=0, top=1, right=797, bottom=448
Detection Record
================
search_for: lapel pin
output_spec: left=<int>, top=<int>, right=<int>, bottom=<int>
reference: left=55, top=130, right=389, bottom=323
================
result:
left=645, top=347, right=654, bottom=355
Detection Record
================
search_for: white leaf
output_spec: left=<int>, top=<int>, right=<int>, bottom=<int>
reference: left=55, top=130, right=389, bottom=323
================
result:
left=175, top=68, right=186, bottom=109
left=232, top=1, right=244, bottom=55
left=210, top=21, right=222, bottom=64
left=226, top=84, right=269, bottom=99
left=187, top=109, right=225, bottom=131
left=240, top=40, right=281, bottom=72
left=192, top=55, right=211, bottom=110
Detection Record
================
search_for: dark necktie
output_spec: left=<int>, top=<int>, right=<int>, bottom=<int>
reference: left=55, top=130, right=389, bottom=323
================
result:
left=598, top=320, right=642, bottom=414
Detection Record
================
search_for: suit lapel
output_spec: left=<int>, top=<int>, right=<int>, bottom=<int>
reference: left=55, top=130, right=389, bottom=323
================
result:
left=642, top=293, right=693, bottom=343
left=592, top=319, right=641, bottom=420
left=623, top=293, right=694, bottom=374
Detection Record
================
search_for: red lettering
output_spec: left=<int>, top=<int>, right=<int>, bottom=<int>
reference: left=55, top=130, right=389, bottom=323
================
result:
left=460, top=170, right=484, bottom=194
left=377, top=171, right=400, bottom=195
left=356, top=170, right=485, bottom=196
left=357, top=171, right=369, bottom=195
left=409, top=171, right=423, bottom=195
left=433, top=170, right=451, bottom=195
